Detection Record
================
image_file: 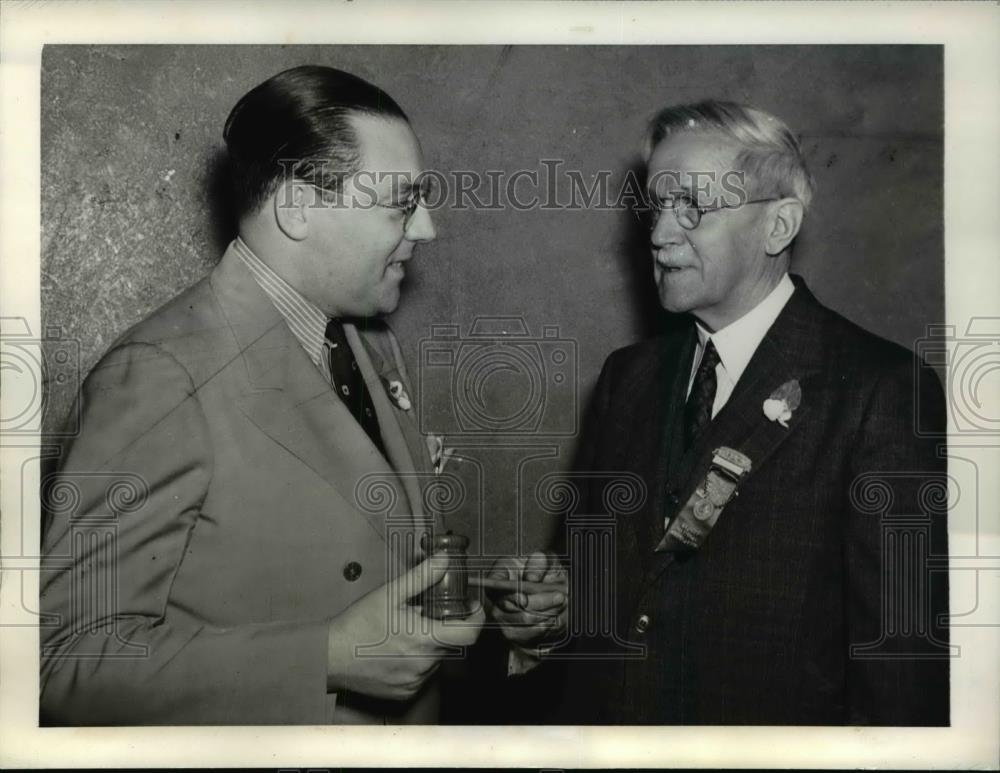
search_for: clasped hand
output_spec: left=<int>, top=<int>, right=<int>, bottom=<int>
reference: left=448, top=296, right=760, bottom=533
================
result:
left=486, top=551, right=569, bottom=648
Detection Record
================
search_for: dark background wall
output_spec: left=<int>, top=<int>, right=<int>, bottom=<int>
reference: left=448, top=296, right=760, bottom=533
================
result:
left=41, top=45, right=943, bottom=554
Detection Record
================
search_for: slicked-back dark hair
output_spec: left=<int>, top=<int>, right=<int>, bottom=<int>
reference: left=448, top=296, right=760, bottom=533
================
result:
left=223, top=65, right=408, bottom=218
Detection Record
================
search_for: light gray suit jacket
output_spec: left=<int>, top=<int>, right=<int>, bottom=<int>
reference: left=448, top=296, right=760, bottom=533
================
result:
left=40, top=243, right=440, bottom=724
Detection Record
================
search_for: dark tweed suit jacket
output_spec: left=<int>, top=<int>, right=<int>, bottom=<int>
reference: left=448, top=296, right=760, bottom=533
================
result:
left=552, top=276, right=949, bottom=725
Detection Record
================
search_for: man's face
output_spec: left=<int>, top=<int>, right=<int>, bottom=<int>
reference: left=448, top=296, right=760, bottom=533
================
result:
left=646, top=130, right=772, bottom=332
left=297, top=115, right=436, bottom=318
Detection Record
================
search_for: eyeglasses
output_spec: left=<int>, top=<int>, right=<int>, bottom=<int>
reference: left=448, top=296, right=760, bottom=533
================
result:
left=308, top=175, right=435, bottom=230
left=635, top=192, right=780, bottom=231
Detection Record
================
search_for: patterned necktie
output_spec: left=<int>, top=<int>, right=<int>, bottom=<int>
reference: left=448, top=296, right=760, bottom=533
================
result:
left=684, top=339, right=721, bottom=451
left=324, top=319, right=386, bottom=456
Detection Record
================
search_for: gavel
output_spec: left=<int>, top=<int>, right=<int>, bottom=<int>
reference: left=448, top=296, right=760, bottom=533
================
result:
left=419, top=531, right=569, bottom=618
left=419, top=531, right=473, bottom=619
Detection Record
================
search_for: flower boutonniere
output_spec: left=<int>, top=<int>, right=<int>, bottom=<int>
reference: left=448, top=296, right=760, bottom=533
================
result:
left=382, top=378, right=412, bottom=412
left=426, top=433, right=455, bottom=475
left=763, top=379, right=802, bottom=428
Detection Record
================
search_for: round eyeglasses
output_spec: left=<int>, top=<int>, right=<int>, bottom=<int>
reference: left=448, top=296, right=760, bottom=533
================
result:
left=309, top=175, right=436, bottom=230
left=634, top=192, right=780, bottom=231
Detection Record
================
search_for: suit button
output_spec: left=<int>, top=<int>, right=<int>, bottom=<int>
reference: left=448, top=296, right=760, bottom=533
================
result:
left=635, top=614, right=650, bottom=633
left=667, top=490, right=680, bottom=506
left=343, top=561, right=363, bottom=582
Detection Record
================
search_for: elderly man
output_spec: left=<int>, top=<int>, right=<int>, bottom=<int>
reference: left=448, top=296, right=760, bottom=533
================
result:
left=39, top=65, right=486, bottom=725
left=510, top=100, right=949, bottom=726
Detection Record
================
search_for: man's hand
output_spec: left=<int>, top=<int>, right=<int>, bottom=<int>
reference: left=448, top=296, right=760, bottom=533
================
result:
left=326, top=554, right=485, bottom=701
left=486, top=551, right=568, bottom=648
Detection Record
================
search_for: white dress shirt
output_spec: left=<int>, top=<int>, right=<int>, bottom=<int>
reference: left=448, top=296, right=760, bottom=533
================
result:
left=687, top=274, right=796, bottom=418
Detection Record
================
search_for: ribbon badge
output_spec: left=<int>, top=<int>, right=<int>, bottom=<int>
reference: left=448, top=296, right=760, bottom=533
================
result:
left=762, top=379, right=802, bottom=428
left=655, top=447, right=752, bottom=554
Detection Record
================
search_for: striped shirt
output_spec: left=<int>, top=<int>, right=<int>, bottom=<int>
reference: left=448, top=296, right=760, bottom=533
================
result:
left=232, top=237, right=329, bottom=373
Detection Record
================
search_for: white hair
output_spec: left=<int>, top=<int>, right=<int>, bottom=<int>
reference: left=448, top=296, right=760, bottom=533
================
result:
left=646, top=100, right=815, bottom=209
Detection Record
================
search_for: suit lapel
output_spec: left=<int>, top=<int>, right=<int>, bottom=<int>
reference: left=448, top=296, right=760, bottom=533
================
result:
left=604, top=322, right=696, bottom=583
left=377, top=324, right=436, bottom=481
left=345, top=322, right=429, bottom=519
left=674, top=338, right=816, bottom=506
left=646, top=278, right=826, bottom=576
left=644, top=325, right=698, bottom=551
left=209, top=246, right=415, bottom=543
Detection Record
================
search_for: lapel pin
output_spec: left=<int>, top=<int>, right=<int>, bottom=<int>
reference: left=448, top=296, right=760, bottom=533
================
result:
left=426, top=433, right=455, bottom=475
left=763, top=379, right=802, bottom=428
left=384, top=378, right=412, bottom=411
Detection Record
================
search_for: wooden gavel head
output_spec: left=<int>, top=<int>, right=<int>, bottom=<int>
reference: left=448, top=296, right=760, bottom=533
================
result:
left=419, top=531, right=473, bottom=619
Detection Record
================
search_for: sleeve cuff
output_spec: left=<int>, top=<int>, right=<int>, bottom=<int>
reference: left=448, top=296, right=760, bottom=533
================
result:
left=507, top=643, right=548, bottom=676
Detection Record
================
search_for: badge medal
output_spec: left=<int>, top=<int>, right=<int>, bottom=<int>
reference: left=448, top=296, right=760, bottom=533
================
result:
left=656, top=447, right=752, bottom=553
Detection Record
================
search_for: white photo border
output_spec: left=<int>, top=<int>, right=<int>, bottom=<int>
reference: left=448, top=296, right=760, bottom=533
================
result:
left=2, top=1, right=998, bottom=768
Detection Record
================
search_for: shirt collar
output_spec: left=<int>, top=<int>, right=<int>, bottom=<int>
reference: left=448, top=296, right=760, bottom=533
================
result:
left=695, top=273, right=795, bottom=383
left=231, top=237, right=329, bottom=368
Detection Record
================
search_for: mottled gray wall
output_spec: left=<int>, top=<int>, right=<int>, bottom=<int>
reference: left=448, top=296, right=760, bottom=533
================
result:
left=41, top=45, right=942, bottom=553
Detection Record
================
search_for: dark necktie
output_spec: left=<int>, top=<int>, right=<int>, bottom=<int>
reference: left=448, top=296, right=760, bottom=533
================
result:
left=324, top=319, right=386, bottom=456
left=684, top=339, right=721, bottom=451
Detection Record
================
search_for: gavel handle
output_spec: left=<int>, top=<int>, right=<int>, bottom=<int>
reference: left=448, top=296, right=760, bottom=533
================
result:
left=468, top=575, right=568, bottom=595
